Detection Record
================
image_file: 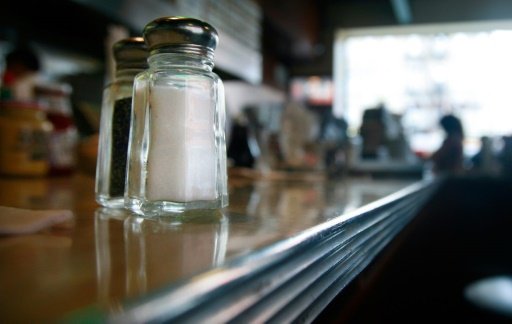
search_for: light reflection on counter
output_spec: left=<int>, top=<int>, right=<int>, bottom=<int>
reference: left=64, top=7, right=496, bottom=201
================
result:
left=225, top=177, right=411, bottom=258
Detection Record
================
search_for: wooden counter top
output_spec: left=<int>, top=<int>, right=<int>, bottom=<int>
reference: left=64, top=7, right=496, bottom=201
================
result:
left=0, top=172, right=429, bottom=322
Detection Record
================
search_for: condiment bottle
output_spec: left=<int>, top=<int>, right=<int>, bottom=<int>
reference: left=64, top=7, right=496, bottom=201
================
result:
left=125, top=17, right=228, bottom=215
left=95, top=37, right=148, bottom=208
left=0, top=100, right=52, bottom=176
left=35, top=83, right=77, bottom=176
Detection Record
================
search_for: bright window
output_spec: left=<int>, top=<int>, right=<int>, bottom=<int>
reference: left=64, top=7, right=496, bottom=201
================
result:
left=334, top=21, right=512, bottom=156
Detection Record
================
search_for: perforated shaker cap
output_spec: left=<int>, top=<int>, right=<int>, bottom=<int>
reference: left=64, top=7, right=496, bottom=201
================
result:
left=113, top=37, right=148, bottom=70
left=143, top=16, right=218, bottom=59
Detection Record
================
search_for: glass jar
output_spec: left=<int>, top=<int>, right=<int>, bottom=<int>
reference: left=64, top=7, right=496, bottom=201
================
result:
left=0, top=101, right=52, bottom=176
left=125, top=17, right=228, bottom=215
left=95, top=37, right=148, bottom=208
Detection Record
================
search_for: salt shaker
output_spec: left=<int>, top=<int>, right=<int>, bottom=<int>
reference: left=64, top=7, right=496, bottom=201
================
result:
left=125, top=17, right=228, bottom=215
left=95, top=37, right=148, bottom=208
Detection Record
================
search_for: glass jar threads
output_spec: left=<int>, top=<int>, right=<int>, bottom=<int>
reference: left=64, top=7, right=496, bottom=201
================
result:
left=95, top=37, right=148, bottom=208
left=125, top=17, right=228, bottom=215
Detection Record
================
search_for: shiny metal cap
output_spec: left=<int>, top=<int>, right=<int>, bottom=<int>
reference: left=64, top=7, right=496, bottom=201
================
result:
left=143, top=16, right=218, bottom=59
left=113, top=37, right=148, bottom=70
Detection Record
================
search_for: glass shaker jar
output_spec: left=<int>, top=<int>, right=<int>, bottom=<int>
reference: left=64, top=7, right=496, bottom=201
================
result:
left=125, top=17, right=228, bottom=215
left=96, top=37, right=148, bottom=208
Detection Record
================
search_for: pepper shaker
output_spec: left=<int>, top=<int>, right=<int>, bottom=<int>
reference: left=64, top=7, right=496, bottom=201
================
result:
left=96, top=37, right=148, bottom=208
left=125, top=17, right=228, bottom=215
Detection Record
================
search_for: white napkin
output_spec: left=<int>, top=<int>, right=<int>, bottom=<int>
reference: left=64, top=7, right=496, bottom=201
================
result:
left=0, top=206, right=74, bottom=235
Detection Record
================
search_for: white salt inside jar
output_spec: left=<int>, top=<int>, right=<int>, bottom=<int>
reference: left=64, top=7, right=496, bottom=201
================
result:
left=146, top=85, right=216, bottom=202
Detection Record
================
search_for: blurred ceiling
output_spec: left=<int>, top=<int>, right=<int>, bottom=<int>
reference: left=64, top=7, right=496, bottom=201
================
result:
left=2, top=0, right=512, bottom=75
left=262, top=0, right=512, bottom=61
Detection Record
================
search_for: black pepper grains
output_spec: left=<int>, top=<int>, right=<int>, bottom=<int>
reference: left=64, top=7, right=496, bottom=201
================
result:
left=109, top=97, right=132, bottom=197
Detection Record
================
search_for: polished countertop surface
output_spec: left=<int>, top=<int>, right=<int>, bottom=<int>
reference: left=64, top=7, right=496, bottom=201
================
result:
left=0, top=172, right=415, bottom=322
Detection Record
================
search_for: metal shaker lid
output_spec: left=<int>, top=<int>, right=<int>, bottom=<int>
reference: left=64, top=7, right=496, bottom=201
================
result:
left=113, top=37, right=148, bottom=70
left=143, top=16, right=218, bottom=58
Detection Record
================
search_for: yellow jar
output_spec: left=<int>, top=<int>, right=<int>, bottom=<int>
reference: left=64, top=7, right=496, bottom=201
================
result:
left=0, top=101, right=53, bottom=176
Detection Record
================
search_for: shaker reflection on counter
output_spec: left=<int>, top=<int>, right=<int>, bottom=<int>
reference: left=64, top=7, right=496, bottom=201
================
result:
left=94, top=208, right=228, bottom=310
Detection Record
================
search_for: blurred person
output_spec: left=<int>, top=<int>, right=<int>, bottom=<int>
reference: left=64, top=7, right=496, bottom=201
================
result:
left=359, top=103, right=398, bottom=160
left=471, top=136, right=500, bottom=175
left=431, top=114, right=464, bottom=175
left=498, top=135, right=512, bottom=177
left=1, top=45, right=41, bottom=100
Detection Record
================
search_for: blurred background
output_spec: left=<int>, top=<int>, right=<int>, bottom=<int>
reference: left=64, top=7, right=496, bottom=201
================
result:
left=2, top=0, right=512, bottom=178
